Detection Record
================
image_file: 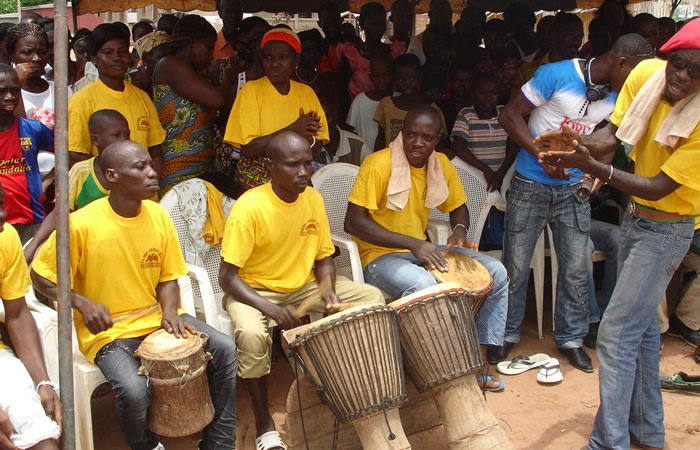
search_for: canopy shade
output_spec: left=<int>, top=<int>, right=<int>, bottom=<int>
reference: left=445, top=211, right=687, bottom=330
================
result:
left=73, top=0, right=642, bottom=16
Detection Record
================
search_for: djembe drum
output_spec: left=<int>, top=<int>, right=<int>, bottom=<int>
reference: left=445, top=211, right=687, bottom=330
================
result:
left=389, top=281, right=514, bottom=449
left=283, top=305, right=410, bottom=450
left=134, top=329, right=214, bottom=437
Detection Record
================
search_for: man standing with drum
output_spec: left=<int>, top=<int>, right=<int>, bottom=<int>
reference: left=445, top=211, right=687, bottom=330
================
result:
left=31, top=141, right=238, bottom=450
left=537, top=19, right=700, bottom=449
left=218, top=131, right=384, bottom=450
left=344, top=105, right=509, bottom=373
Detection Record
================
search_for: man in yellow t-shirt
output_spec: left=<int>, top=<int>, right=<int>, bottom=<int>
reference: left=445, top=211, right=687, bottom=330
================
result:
left=219, top=131, right=383, bottom=448
left=537, top=21, right=700, bottom=449
left=345, top=105, right=509, bottom=368
left=0, top=182, right=61, bottom=450
left=31, top=141, right=238, bottom=450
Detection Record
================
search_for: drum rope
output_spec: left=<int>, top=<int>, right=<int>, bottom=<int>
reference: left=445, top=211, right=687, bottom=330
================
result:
left=292, top=357, right=311, bottom=450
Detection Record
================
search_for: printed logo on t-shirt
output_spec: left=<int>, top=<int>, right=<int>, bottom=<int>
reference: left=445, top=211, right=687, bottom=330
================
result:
left=141, top=248, right=162, bottom=269
left=559, top=117, right=591, bottom=135
left=137, top=116, right=151, bottom=132
left=19, top=137, right=33, bottom=151
left=0, top=156, right=30, bottom=175
left=300, top=219, right=320, bottom=236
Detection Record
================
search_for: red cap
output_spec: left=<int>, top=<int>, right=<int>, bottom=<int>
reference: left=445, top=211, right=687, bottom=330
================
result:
left=659, top=18, right=700, bottom=53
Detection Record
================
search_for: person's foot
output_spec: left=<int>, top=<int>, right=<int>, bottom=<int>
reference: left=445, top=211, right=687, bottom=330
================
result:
left=630, top=438, right=663, bottom=450
left=583, top=322, right=599, bottom=349
left=559, top=347, right=593, bottom=373
left=486, top=341, right=514, bottom=364
left=668, top=314, right=700, bottom=347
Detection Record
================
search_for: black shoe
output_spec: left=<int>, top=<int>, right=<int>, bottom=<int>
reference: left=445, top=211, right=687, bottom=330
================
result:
left=668, top=314, right=700, bottom=347
left=584, top=322, right=600, bottom=349
left=559, top=347, right=594, bottom=373
left=486, top=341, right=514, bottom=364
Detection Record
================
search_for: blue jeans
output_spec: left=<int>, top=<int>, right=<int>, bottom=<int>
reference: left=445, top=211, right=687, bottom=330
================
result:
left=95, top=314, right=238, bottom=450
left=586, top=220, right=622, bottom=322
left=589, top=215, right=693, bottom=449
left=503, top=173, right=591, bottom=348
left=363, top=246, right=508, bottom=346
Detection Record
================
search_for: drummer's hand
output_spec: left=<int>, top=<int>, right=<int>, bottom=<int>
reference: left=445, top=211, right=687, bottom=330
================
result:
left=161, top=309, right=198, bottom=338
left=272, top=305, right=301, bottom=330
left=319, top=284, right=340, bottom=313
left=0, top=408, right=18, bottom=450
left=446, top=226, right=478, bottom=252
left=38, top=384, right=62, bottom=430
left=410, top=240, right=448, bottom=272
left=73, top=295, right=113, bottom=334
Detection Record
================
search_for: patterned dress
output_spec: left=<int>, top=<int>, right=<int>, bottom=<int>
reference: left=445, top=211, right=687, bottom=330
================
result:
left=154, top=83, right=218, bottom=196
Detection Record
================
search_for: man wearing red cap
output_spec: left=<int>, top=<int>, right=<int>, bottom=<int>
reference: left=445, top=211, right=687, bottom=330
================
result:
left=537, top=18, right=700, bottom=450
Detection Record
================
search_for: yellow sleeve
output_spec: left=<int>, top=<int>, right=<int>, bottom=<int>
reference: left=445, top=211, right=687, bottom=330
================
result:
left=611, top=59, right=665, bottom=127
left=143, top=91, right=167, bottom=148
left=220, top=206, right=256, bottom=268
left=67, top=163, right=86, bottom=211
left=158, top=212, right=188, bottom=283
left=67, top=91, right=95, bottom=155
left=32, top=232, right=60, bottom=285
left=0, top=226, right=30, bottom=300
left=661, top=131, right=700, bottom=191
left=223, top=83, right=260, bottom=148
left=315, top=199, right=336, bottom=261
left=438, top=156, right=468, bottom=213
left=347, top=154, right=387, bottom=212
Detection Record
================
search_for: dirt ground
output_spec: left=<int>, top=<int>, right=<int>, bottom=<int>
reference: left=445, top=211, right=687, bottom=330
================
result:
left=91, top=300, right=700, bottom=450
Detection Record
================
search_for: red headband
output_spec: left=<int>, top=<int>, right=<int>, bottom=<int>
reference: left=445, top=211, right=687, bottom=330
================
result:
left=261, top=29, right=301, bottom=54
left=659, top=18, right=700, bottom=53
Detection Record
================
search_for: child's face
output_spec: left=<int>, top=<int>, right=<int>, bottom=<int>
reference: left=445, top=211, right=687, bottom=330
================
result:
left=0, top=72, right=20, bottom=116
left=422, top=31, right=444, bottom=61
left=395, top=65, right=420, bottom=95
left=450, top=69, right=473, bottom=98
left=370, top=60, right=393, bottom=93
left=473, top=79, right=499, bottom=111
left=91, top=118, right=131, bottom=152
left=483, top=30, right=506, bottom=55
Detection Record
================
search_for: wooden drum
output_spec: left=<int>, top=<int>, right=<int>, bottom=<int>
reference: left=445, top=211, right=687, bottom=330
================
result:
left=134, top=329, right=214, bottom=437
left=390, top=283, right=513, bottom=449
left=427, top=251, right=493, bottom=316
left=283, top=305, right=410, bottom=450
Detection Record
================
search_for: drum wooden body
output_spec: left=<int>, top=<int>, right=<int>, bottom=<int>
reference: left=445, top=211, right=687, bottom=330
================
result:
left=283, top=305, right=410, bottom=450
left=134, top=330, right=214, bottom=437
left=427, top=251, right=492, bottom=315
left=390, top=284, right=513, bottom=449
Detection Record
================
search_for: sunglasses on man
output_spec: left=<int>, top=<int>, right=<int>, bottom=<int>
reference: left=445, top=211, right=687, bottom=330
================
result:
left=668, top=52, right=700, bottom=80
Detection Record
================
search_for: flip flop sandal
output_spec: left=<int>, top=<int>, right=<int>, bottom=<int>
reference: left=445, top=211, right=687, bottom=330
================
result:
left=537, top=358, right=563, bottom=384
left=476, top=375, right=505, bottom=391
left=659, top=372, right=700, bottom=395
left=256, top=430, right=287, bottom=450
left=497, top=353, right=551, bottom=375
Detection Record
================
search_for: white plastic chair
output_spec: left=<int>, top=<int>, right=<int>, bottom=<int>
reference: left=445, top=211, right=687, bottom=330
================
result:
left=311, top=163, right=365, bottom=282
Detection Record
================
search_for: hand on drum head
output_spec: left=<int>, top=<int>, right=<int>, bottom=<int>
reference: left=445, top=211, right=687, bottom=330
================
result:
left=271, top=305, right=301, bottom=330
left=446, top=227, right=478, bottom=252
left=411, top=240, right=448, bottom=272
left=161, top=310, right=198, bottom=339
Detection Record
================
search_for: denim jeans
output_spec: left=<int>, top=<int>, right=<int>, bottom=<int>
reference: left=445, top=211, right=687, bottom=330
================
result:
left=363, top=246, right=509, bottom=345
left=586, top=220, right=622, bottom=323
left=95, top=314, right=238, bottom=450
left=503, top=173, right=591, bottom=348
left=589, top=214, right=693, bottom=450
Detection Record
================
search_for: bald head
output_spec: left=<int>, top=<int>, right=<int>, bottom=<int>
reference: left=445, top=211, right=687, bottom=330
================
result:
left=403, top=104, right=442, bottom=133
left=267, top=131, right=311, bottom=163
left=102, top=140, right=148, bottom=175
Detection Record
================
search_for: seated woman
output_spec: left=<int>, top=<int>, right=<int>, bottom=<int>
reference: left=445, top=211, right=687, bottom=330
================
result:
left=152, top=15, right=234, bottom=195
left=67, top=23, right=166, bottom=172
left=224, top=27, right=329, bottom=192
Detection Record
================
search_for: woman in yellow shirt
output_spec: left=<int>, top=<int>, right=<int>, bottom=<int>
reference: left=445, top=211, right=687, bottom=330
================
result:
left=224, top=27, right=329, bottom=191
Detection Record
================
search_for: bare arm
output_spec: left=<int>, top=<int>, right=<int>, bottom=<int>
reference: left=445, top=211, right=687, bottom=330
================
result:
left=69, top=151, right=91, bottom=168
left=156, top=279, right=197, bottom=338
left=154, top=56, right=233, bottom=110
left=498, top=94, right=536, bottom=156
left=3, top=297, right=62, bottom=428
left=240, top=109, right=324, bottom=159
left=374, top=126, right=386, bottom=151
left=535, top=121, right=621, bottom=159
left=313, top=256, right=340, bottom=312
left=452, top=135, right=500, bottom=191
left=446, top=204, right=477, bottom=251
left=24, top=209, right=56, bottom=264
left=218, top=260, right=300, bottom=329
left=344, top=201, right=448, bottom=271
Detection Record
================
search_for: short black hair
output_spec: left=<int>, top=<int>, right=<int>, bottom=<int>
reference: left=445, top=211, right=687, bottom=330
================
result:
left=0, top=62, right=16, bottom=75
left=449, top=58, right=475, bottom=75
left=71, top=28, right=91, bottom=49
left=404, top=104, right=442, bottom=131
left=554, top=12, right=583, bottom=34
left=483, top=18, right=506, bottom=35
left=318, top=1, right=341, bottom=17
left=359, top=2, right=386, bottom=29
left=4, top=23, right=48, bottom=56
left=88, top=109, right=128, bottom=133
left=239, top=16, right=269, bottom=35
left=89, top=23, right=129, bottom=58
left=169, top=15, right=217, bottom=51
left=393, top=53, right=421, bottom=72
left=472, top=71, right=499, bottom=88
left=612, top=32, right=654, bottom=56
left=131, top=21, right=154, bottom=41
left=157, top=14, right=179, bottom=36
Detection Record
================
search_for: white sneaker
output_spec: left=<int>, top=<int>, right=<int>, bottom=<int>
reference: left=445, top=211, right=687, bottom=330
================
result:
left=152, top=443, right=165, bottom=450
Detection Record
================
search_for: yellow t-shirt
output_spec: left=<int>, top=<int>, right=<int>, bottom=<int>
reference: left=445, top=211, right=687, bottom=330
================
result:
left=373, top=97, right=447, bottom=145
left=220, top=182, right=335, bottom=293
left=68, top=79, right=166, bottom=156
left=32, top=198, right=188, bottom=363
left=0, top=224, right=31, bottom=350
left=348, top=149, right=467, bottom=267
left=223, top=77, right=330, bottom=147
left=611, top=59, right=700, bottom=216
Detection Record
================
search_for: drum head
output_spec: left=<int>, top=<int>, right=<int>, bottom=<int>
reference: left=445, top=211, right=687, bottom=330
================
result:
left=428, top=251, right=492, bottom=292
left=135, top=329, right=207, bottom=361
left=390, top=282, right=462, bottom=309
